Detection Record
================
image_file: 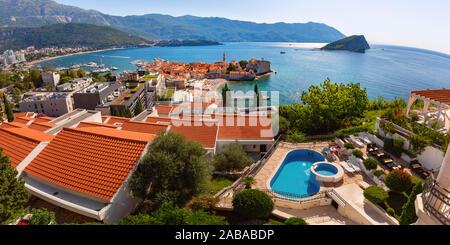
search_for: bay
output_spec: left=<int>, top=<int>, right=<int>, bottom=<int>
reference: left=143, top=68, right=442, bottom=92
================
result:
left=38, top=42, right=450, bottom=105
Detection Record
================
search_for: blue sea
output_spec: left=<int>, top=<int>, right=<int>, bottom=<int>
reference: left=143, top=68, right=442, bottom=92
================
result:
left=38, top=42, right=450, bottom=105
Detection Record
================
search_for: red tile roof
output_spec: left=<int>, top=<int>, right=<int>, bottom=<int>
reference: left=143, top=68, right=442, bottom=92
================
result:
left=34, top=117, right=56, bottom=123
left=77, top=121, right=120, bottom=129
left=411, top=89, right=450, bottom=103
left=24, top=127, right=154, bottom=201
left=211, top=114, right=274, bottom=140
left=102, top=116, right=131, bottom=125
left=28, top=121, right=56, bottom=132
left=146, top=116, right=218, bottom=148
left=13, top=112, right=35, bottom=118
left=155, top=105, right=173, bottom=115
left=14, top=116, right=35, bottom=125
left=0, top=121, right=28, bottom=129
left=0, top=127, right=55, bottom=168
left=121, top=121, right=169, bottom=135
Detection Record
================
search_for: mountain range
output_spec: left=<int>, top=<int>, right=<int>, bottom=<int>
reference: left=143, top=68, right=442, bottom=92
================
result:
left=0, top=23, right=149, bottom=51
left=0, top=0, right=346, bottom=43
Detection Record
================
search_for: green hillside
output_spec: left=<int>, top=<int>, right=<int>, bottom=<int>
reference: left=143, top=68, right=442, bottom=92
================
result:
left=321, top=35, right=370, bottom=53
left=0, top=23, right=149, bottom=51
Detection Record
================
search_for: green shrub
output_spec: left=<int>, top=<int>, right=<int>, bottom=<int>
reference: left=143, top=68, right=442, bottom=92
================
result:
left=187, top=195, right=219, bottom=213
left=232, top=190, right=274, bottom=218
left=410, top=113, right=419, bottom=122
left=344, top=142, right=355, bottom=149
left=386, top=208, right=395, bottom=217
left=284, top=217, right=308, bottom=225
left=399, top=182, right=423, bottom=225
left=117, top=214, right=153, bottom=225
left=394, top=137, right=404, bottom=149
left=29, top=208, right=55, bottom=225
left=363, top=158, right=378, bottom=171
left=383, top=138, right=402, bottom=158
left=213, top=143, right=253, bottom=172
left=363, top=186, right=389, bottom=204
left=411, top=175, right=422, bottom=187
left=352, top=149, right=364, bottom=159
left=374, top=170, right=385, bottom=177
left=385, top=170, right=412, bottom=193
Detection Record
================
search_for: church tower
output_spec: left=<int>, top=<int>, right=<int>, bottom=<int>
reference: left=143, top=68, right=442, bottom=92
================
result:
left=222, top=51, right=228, bottom=73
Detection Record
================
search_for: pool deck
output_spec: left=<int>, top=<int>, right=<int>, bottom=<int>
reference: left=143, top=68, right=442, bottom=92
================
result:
left=253, top=141, right=374, bottom=192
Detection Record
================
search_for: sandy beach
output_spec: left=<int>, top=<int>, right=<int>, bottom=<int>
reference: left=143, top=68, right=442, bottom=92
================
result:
left=205, top=78, right=228, bottom=91
left=29, top=47, right=126, bottom=67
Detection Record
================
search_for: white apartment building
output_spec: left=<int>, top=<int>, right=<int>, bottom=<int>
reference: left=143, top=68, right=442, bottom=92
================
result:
left=19, top=92, right=73, bottom=117
left=42, top=72, right=61, bottom=87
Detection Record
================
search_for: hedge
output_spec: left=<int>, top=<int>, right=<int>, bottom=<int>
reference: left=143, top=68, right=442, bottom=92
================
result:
left=284, top=217, right=308, bottom=225
left=363, top=186, right=389, bottom=204
left=363, top=158, right=378, bottom=170
left=352, top=149, right=364, bottom=159
left=232, top=190, right=274, bottom=218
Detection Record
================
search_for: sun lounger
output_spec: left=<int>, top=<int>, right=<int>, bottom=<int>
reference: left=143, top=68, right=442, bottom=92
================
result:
left=335, top=138, right=345, bottom=148
left=376, top=152, right=386, bottom=159
left=350, top=135, right=365, bottom=148
left=361, top=137, right=372, bottom=145
left=348, top=159, right=362, bottom=172
left=382, top=158, right=394, bottom=165
left=339, top=161, right=357, bottom=173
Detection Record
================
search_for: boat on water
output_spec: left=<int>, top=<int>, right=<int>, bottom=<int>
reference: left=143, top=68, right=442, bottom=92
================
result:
left=280, top=51, right=286, bottom=54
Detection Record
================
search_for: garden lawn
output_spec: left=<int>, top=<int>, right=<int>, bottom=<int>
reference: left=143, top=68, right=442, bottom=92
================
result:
left=205, top=176, right=234, bottom=195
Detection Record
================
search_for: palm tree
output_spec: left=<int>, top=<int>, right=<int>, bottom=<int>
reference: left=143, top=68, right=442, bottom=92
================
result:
left=408, top=133, right=430, bottom=154
left=380, top=120, right=395, bottom=136
left=242, top=177, right=256, bottom=189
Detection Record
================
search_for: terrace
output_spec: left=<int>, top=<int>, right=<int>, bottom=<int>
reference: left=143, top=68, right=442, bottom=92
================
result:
left=113, top=83, right=144, bottom=105
left=406, top=89, right=450, bottom=134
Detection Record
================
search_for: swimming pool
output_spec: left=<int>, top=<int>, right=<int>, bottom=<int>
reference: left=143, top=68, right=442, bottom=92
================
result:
left=314, top=163, right=338, bottom=176
left=269, top=149, right=325, bottom=199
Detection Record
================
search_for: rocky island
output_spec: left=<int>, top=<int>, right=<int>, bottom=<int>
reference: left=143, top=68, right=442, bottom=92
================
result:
left=321, top=35, right=370, bottom=53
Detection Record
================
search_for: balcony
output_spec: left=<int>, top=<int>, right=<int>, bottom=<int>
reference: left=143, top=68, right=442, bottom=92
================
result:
left=421, top=175, right=450, bottom=225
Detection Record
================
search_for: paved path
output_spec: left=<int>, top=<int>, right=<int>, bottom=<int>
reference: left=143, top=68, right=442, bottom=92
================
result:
left=277, top=206, right=359, bottom=225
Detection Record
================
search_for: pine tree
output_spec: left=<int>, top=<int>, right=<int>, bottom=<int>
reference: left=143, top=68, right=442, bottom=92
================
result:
left=0, top=148, right=30, bottom=223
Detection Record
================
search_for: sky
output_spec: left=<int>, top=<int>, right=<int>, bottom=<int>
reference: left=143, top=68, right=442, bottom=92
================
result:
left=56, top=0, right=450, bottom=54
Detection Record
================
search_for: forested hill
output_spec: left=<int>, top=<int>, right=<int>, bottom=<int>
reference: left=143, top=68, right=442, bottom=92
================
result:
left=0, top=23, right=149, bottom=51
left=0, top=0, right=346, bottom=43
left=321, top=35, right=370, bottom=53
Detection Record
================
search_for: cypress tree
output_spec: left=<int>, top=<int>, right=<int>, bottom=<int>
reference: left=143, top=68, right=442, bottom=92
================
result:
left=399, top=181, right=423, bottom=225
left=123, top=107, right=133, bottom=118
left=134, top=100, right=144, bottom=116
left=112, top=107, right=120, bottom=117
left=2, top=94, right=14, bottom=122
left=221, top=83, right=230, bottom=108
left=254, top=84, right=260, bottom=107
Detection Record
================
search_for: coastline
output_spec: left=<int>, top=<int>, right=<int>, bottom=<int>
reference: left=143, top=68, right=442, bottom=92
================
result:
left=29, top=47, right=127, bottom=67
left=206, top=79, right=228, bottom=92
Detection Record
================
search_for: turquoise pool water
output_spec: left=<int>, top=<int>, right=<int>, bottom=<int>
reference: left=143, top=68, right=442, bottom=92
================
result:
left=314, top=163, right=338, bottom=176
left=270, top=149, right=325, bottom=199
